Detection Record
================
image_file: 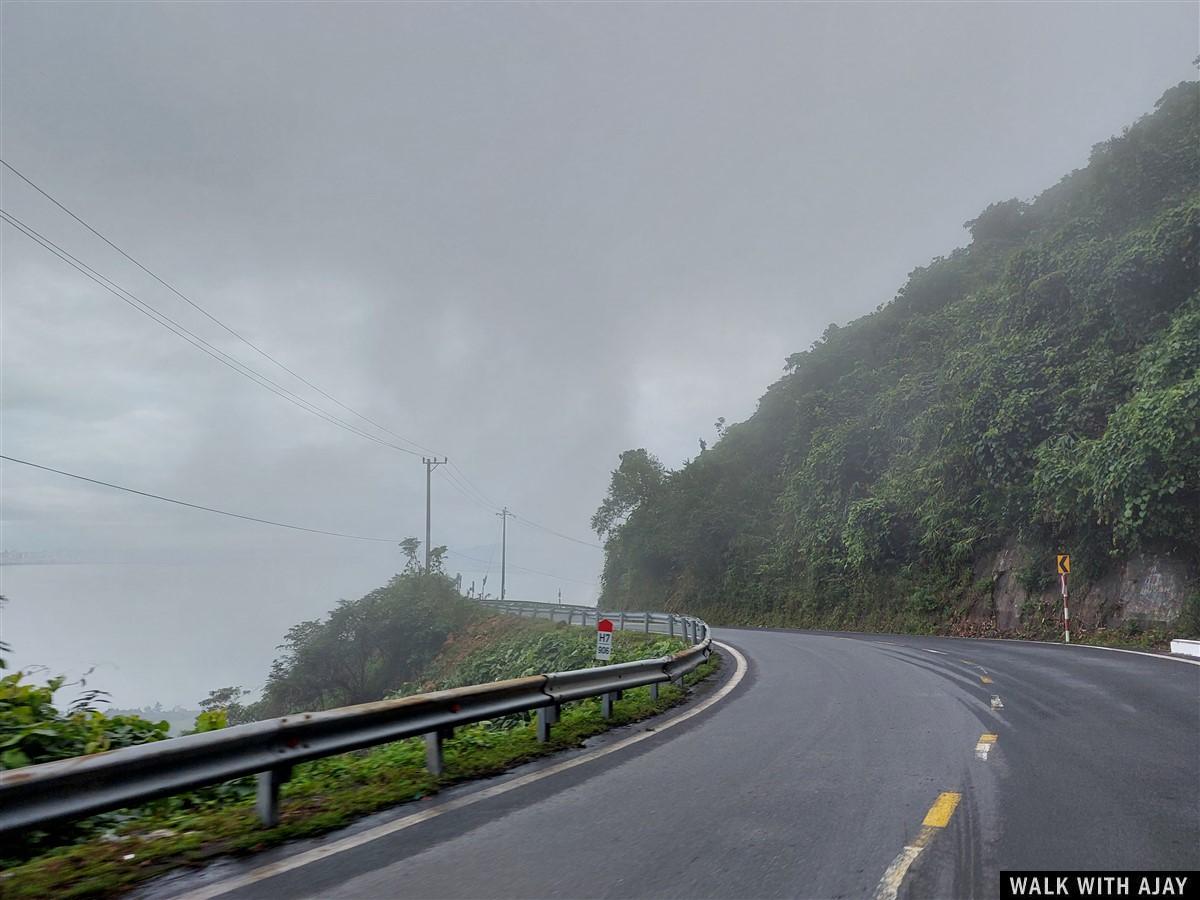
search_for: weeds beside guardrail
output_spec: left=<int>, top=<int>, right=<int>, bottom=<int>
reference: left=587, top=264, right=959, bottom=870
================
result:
left=0, top=602, right=709, bottom=836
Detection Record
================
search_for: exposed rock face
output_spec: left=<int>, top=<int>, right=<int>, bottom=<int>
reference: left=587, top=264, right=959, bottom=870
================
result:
left=1089, top=554, right=1195, bottom=624
left=972, top=541, right=1029, bottom=631
left=972, top=540, right=1195, bottom=631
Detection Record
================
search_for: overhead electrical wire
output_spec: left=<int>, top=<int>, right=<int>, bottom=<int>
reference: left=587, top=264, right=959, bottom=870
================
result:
left=448, top=461, right=501, bottom=510
left=1, top=163, right=602, bottom=554
left=0, top=211, right=422, bottom=457
left=0, top=454, right=597, bottom=587
left=509, top=513, right=603, bottom=550
left=444, top=548, right=599, bottom=587
left=434, top=470, right=602, bottom=551
left=0, top=158, right=436, bottom=457
left=437, top=466, right=499, bottom=514
left=0, top=454, right=399, bottom=542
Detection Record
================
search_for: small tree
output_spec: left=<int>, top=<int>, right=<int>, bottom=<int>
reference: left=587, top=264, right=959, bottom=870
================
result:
left=199, top=686, right=251, bottom=725
left=399, top=538, right=422, bottom=573
left=591, top=449, right=667, bottom=539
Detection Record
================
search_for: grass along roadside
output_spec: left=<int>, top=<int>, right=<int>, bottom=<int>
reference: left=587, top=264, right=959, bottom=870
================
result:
left=1, top=652, right=722, bottom=899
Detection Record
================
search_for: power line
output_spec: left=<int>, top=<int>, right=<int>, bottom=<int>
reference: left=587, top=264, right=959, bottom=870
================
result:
left=437, top=466, right=499, bottom=514
left=509, top=512, right=603, bottom=550
left=1, top=158, right=438, bottom=457
left=2, top=164, right=604, bottom=556
left=443, top=549, right=599, bottom=587
left=0, top=453, right=600, bottom=588
left=0, top=454, right=400, bottom=543
left=449, top=461, right=501, bottom=510
left=0, top=455, right=600, bottom=585
left=0, top=210, right=422, bottom=457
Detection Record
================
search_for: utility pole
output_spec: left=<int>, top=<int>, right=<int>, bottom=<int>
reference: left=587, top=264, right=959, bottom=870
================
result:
left=496, top=507, right=512, bottom=600
left=422, top=457, right=447, bottom=571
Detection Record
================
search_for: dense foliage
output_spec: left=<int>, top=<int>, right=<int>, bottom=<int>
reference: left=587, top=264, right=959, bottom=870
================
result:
left=401, top=621, right=683, bottom=693
left=241, top=569, right=480, bottom=718
left=597, top=82, right=1199, bottom=632
left=0, top=674, right=168, bottom=770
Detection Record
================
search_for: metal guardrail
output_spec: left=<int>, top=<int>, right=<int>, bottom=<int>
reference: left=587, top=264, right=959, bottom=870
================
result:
left=0, top=601, right=710, bottom=835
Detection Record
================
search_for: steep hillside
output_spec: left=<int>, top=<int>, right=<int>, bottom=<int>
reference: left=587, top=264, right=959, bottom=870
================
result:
left=596, top=82, right=1199, bottom=641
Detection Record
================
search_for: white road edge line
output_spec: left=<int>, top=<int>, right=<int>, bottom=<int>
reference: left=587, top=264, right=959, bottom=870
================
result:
left=171, top=641, right=749, bottom=900
left=974, top=636, right=1200, bottom=668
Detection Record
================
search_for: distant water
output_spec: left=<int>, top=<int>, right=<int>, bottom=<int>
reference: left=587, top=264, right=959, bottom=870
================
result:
left=0, top=551, right=399, bottom=709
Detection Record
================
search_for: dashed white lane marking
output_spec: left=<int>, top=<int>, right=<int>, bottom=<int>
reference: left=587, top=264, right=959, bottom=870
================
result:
left=974, top=733, right=998, bottom=761
left=923, top=648, right=947, bottom=655
left=171, top=641, right=749, bottom=900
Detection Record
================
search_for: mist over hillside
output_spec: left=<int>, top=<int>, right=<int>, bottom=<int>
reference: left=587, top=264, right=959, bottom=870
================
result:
left=596, top=81, right=1200, bottom=640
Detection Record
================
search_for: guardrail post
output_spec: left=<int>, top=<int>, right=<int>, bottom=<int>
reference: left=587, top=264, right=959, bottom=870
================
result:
left=619, top=610, right=626, bottom=631
left=643, top=612, right=650, bottom=634
left=649, top=681, right=660, bottom=701
left=601, top=691, right=615, bottom=718
left=424, top=727, right=452, bottom=776
left=255, top=765, right=292, bottom=827
left=536, top=704, right=560, bottom=742
left=669, top=615, right=675, bottom=639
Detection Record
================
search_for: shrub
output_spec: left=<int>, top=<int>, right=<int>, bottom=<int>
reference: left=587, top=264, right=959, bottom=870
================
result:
left=0, top=673, right=168, bottom=770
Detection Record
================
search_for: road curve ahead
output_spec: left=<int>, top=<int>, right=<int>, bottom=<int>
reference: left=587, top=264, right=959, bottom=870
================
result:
left=159, top=630, right=1200, bottom=900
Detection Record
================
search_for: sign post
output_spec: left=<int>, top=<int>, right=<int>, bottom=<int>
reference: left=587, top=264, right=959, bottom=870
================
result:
left=1056, top=554, right=1071, bottom=643
left=595, top=618, right=614, bottom=662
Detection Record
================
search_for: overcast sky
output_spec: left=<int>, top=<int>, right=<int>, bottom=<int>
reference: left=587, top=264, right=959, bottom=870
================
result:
left=1, top=2, right=1196, bottom=708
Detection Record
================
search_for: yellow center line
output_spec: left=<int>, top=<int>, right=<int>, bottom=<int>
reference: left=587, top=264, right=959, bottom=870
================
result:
left=921, top=790, right=962, bottom=827
left=874, top=792, right=962, bottom=900
left=978, top=733, right=998, bottom=743
left=980, top=674, right=993, bottom=684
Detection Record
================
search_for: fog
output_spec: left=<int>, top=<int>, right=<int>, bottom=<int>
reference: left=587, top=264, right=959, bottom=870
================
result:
left=1, top=2, right=1195, bottom=708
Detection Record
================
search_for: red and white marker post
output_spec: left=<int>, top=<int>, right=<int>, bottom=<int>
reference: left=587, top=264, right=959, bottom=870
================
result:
left=1057, top=553, right=1071, bottom=643
left=1061, top=574, right=1070, bottom=643
left=595, top=617, right=614, bottom=661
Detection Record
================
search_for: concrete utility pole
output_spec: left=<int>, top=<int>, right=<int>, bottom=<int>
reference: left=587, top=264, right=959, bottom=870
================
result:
left=496, top=507, right=512, bottom=600
left=422, top=457, right=447, bottom=571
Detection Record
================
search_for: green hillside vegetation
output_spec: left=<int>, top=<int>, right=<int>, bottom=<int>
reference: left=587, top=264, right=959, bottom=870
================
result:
left=398, top=613, right=685, bottom=695
left=595, top=81, right=1199, bottom=636
left=1, top=558, right=704, bottom=887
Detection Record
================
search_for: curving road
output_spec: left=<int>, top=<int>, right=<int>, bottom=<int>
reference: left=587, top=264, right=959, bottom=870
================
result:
left=153, top=630, right=1200, bottom=900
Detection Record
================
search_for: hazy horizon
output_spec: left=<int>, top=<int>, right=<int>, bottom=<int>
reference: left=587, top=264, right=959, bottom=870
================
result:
left=2, top=1, right=1196, bottom=707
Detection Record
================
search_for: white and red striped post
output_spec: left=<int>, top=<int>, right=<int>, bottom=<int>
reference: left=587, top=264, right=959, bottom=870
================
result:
left=1061, top=572, right=1070, bottom=643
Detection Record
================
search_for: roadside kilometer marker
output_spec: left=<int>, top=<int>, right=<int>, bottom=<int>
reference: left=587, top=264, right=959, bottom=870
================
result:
left=873, top=792, right=962, bottom=900
left=975, top=733, right=998, bottom=760
left=595, top=618, right=614, bottom=661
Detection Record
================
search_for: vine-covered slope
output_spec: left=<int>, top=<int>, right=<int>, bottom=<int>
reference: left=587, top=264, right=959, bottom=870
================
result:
left=597, top=82, right=1199, bottom=637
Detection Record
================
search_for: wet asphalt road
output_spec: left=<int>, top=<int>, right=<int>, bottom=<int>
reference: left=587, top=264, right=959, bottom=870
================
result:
left=158, top=630, right=1200, bottom=900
